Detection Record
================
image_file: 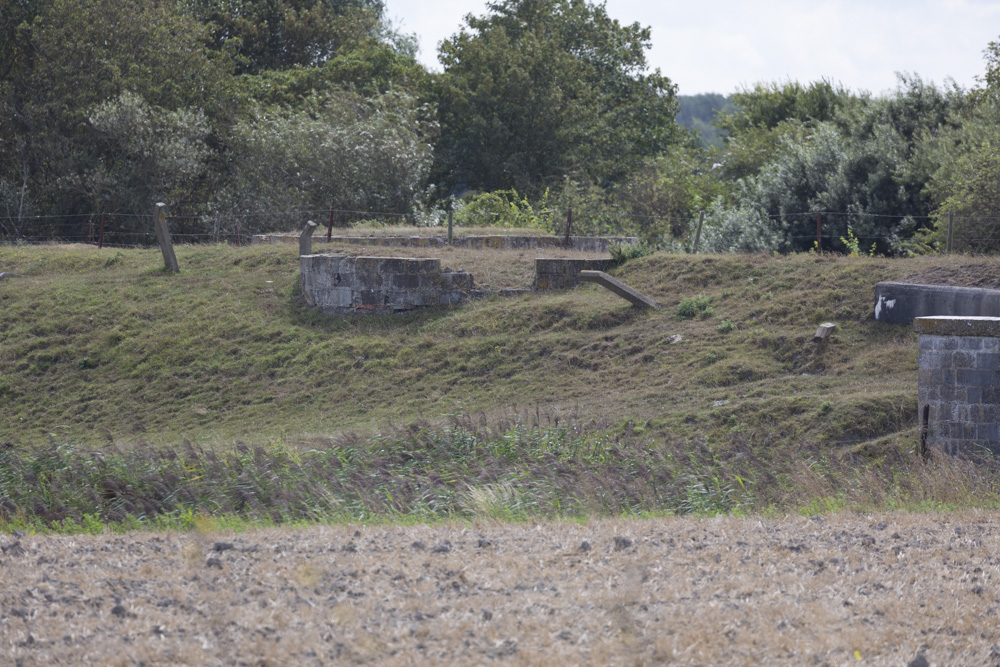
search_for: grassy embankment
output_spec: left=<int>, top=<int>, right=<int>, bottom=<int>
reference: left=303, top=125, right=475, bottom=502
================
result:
left=2, top=242, right=1000, bottom=531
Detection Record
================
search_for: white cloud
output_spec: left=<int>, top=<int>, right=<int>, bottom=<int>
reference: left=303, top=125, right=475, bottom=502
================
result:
left=386, top=0, right=1000, bottom=94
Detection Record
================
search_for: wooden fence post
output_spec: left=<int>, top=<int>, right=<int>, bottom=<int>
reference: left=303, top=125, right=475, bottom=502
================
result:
left=153, top=203, right=179, bottom=272
left=447, top=209, right=454, bottom=245
left=327, top=205, right=335, bottom=242
left=300, top=220, right=318, bottom=256
left=815, top=211, right=823, bottom=254
left=98, top=212, right=107, bottom=249
left=691, top=210, right=705, bottom=254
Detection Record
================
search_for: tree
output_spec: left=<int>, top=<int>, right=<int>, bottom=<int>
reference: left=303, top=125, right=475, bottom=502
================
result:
left=713, top=80, right=850, bottom=181
left=616, top=142, right=730, bottom=241
left=0, top=0, right=237, bottom=235
left=178, top=0, right=388, bottom=74
left=433, top=0, right=678, bottom=196
left=214, top=90, right=434, bottom=231
left=85, top=92, right=212, bottom=220
left=911, top=42, right=1000, bottom=253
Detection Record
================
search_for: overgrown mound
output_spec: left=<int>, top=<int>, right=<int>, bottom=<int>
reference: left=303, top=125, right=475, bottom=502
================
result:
left=3, top=244, right=1000, bottom=527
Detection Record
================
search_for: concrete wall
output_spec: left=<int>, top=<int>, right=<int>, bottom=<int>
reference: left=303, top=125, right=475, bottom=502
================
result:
left=257, top=233, right=637, bottom=254
left=300, top=254, right=473, bottom=314
left=874, top=282, right=1000, bottom=324
left=534, top=258, right=616, bottom=290
left=300, top=255, right=623, bottom=316
left=915, top=316, right=1000, bottom=456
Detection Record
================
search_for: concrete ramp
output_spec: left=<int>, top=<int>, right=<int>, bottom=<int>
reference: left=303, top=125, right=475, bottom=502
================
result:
left=579, top=270, right=660, bottom=309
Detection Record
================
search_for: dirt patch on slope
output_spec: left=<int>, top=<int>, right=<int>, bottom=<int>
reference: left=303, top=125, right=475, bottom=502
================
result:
left=1, top=512, right=998, bottom=665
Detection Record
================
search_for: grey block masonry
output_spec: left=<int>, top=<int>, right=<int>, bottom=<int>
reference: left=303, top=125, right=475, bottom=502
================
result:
left=300, top=255, right=628, bottom=316
left=914, top=316, right=1000, bottom=456
left=300, top=254, right=473, bottom=314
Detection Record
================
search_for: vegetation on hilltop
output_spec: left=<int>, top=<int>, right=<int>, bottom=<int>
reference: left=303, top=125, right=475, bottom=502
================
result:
left=4, top=1, right=1000, bottom=252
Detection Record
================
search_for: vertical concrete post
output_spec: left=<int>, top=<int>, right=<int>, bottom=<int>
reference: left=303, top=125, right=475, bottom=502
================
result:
left=300, top=220, right=318, bottom=256
left=153, top=203, right=179, bottom=272
left=691, top=210, right=705, bottom=254
left=564, top=206, right=573, bottom=248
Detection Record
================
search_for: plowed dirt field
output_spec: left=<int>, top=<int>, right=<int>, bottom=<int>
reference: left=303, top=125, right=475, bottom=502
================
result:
left=2, top=512, right=999, bottom=665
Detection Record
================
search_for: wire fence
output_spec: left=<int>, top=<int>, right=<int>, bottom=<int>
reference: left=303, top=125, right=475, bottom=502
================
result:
left=2, top=206, right=1000, bottom=252
left=0, top=208, right=414, bottom=248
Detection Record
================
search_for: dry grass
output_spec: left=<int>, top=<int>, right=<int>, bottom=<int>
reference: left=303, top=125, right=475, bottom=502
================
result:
left=2, top=512, right=999, bottom=665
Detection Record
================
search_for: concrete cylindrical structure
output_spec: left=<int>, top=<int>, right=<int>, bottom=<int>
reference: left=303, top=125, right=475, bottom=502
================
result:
left=915, top=316, right=1000, bottom=456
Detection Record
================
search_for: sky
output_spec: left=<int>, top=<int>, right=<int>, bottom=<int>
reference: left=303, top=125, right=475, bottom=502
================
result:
left=385, top=0, right=1000, bottom=96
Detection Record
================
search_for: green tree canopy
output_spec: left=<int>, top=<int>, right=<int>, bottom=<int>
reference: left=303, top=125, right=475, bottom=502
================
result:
left=178, top=0, right=388, bottom=74
left=701, top=76, right=964, bottom=254
left=432, top=0, right=679, bottom=196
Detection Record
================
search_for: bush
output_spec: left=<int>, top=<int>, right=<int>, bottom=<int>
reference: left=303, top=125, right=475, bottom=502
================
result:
left=676, top=295, right=713, bottom=319
left=609, top=240, right=653, bottom=265
left=453, top=189, right=554, bottom=230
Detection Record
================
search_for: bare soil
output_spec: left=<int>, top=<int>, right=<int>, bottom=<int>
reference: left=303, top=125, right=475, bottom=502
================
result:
left=2, top=512, right=999, bottom=665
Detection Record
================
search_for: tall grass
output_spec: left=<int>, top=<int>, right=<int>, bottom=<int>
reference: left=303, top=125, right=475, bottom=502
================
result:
left=3, top=414, right=999, bottom=533
left=6, top=245, right=1000, bottom=531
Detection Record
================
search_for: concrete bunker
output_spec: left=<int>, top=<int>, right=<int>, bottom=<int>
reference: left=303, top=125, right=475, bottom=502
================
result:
left=300, top=253, right=652, bottom=315
left=874, top=282, right=1000, bottom=324
left=915, top=316, right=1000, bottom=457
left=300, top=254, right=476, bottom=314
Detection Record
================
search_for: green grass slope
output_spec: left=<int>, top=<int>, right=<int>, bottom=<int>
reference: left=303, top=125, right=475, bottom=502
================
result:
left=2, top=244, right=1000, bottom=528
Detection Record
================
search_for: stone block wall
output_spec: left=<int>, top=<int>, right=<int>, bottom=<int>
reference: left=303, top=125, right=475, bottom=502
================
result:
left=534, top=258, right=616, bottom=290
left=300, top=254, right=473, bottom=314
left=300, top=255, right=626, bottom=316
left=915, top=316, right=1000, bottom=456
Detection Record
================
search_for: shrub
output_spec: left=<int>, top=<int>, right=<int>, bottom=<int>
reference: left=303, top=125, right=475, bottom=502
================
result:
left=609, top=240, right=653, bottom=265
left=676, top=295, right=713, bottom=319
left=454, top=189, right=554, bottom=230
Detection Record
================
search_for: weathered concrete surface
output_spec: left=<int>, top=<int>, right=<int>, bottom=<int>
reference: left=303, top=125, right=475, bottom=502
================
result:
left=916, top=316, right=1000, bottom=456
left=914, top=316, right=1000, bottom=337
left=257, top=233, right=638, bottom=254
left=579, top=270, right=660, bottom=309
left=874, top=282, right=1000, bottom=324
left=300, top=254, right=473, bottom=314
left=533, top=258, right=616, bottom=290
